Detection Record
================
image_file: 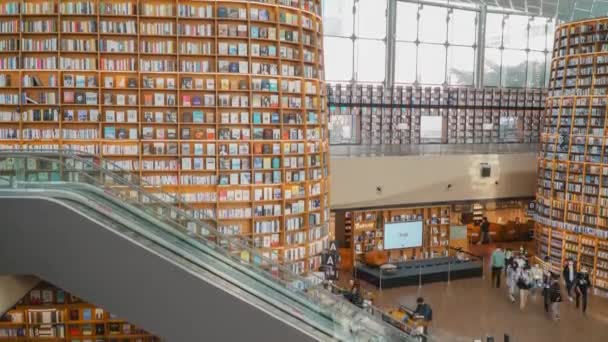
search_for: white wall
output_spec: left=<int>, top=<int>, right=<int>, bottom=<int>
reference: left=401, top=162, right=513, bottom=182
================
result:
left=330, top=153, right=537, bottom=209
left=0, top=275, right=39, bottom=314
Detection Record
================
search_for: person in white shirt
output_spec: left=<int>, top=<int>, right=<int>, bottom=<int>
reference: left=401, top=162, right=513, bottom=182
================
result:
left=531, top=263, right=543, bottom=298
left=506, top=259, right=519, bottom=303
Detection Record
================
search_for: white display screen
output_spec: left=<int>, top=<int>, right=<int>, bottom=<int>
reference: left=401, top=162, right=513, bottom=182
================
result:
left=383, top=221, right=423, bottom=250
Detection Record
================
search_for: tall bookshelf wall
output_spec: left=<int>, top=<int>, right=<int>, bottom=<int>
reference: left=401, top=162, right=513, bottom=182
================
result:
left=0, top=282, right=160, bottom=341
left=0, top=0, right=329, bottom=275
left=535, top=17, right=608, bottom=298
left=327, top=84, right=546, bottom=145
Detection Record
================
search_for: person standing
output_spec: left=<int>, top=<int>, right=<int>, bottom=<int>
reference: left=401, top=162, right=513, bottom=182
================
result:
left=549, top=272, right=563, bottom=320
left=491, top=247, right=505, bottom=288
left=563, top=259, right=577, bottom=301
left=531, top=262, right=543, bottom=298
left=542, top=256, right=552, bottom=312
left=517, top=264, right=533, bottom=310
left=504, top=248, right=513, bottom=275
left=480, top=217, right=490, bottom=244
left=575, top=268, right=590, bottom=314
left=506, top=259, right=518, bottom=303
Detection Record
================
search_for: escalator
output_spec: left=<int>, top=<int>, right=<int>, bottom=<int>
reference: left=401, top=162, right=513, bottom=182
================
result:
left=0, top=151, right=414, bottom=342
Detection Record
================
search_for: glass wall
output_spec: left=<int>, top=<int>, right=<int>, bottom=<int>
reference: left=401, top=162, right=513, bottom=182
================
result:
left=322, top=0, right=556, bottom=87
left=395, top=3, right=477, bottom=86
left=484, top=13, right=554, bottom=88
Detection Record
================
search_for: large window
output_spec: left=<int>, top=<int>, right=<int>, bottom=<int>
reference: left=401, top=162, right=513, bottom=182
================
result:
left=483, top=14, right=553, bottom=88
left=323, top=0, right=355, bottom=82
left=322, top=1, right=556, bottom=87
left=323, top=0, right=387, bottom=83
left=395, top=4, right=477, bottom=86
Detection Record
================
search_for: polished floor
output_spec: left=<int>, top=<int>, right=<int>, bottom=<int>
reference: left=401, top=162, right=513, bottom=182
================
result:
left=347, top=242, right=608, bottom=342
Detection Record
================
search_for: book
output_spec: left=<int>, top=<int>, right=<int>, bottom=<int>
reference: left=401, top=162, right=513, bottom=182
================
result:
left=63, top=74, right=74, bottom=87
left=116, top=76, right=126, bottom=88
left=104, top=126, right=116, bottom=139
left=154, top=93, right=165, bottom=106
left=104, top=76, right=113, bottom=88
left=64, top=91, right=74, bottom=103
left=56, top=290, right=65, bottom=304
left=77, top=110, right=87, bottom=121
left=75, top=92, right=85, bottom=104
left=167, top=78, right=175, bottom=89
left=105, top=110, right=115, bottom=122
left=82, top=309, right=92, bottom=321
left=42, top=290, right=53, bottom=304
left=75, top=75, right=86, bottom=87
left=192, top=96, right=202, bottom=106
left=183, top=95, right=191, bottom=107
left=143, top=76, right=154, bottom=88
left=87, top=75, right=96, bottom=87
left=181, top=128, right=191, bottom=139
left=182, top=77, right=192, bottom=89
left=193, top=110, right=204, bottom=123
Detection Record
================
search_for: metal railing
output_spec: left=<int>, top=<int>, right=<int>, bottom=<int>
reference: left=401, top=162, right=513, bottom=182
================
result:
left=330, top=143, right=538, bottom=157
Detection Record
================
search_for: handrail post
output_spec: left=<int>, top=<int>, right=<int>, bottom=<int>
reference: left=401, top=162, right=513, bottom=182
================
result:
left=418, top=265, right=422, bottom=289
left=448, top=260, right=451, bottom=284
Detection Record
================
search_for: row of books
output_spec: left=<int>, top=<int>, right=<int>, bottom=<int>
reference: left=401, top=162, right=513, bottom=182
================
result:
left=0, top=111, right=320, bottom=129
left=5, top=73, right=315, bottom=93
left=328, top=84, right=546, bottom=107
left=33, top=4, right=305, bottom=21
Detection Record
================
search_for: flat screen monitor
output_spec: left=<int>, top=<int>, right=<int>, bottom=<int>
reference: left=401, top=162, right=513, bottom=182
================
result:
left=383, top=221, right=423, bottom=250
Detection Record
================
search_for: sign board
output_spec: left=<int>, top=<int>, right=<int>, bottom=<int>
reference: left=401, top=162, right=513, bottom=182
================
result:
left=450, top=225, right=467, bottom=240
left=321, top=241, right=340, bottom=280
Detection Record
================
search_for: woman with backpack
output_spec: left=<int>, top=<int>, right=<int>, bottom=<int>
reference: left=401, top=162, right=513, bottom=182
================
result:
left=517, top=263, right=533, bottom=310
left=548, top=272, right=563, bottom=320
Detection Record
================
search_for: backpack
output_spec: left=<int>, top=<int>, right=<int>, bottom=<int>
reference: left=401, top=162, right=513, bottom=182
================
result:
left=423, top=304, right=433, bottom=321
left=517, top=270, right=532, bottom=289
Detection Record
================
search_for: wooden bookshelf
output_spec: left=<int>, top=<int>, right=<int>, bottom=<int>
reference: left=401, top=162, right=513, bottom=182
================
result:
left=0, top=0, right=328, bottom=275
left=340, top=205, right=451, bottom=267
left=536, top=17, right=608, bottom=298
left=327, top=84, right=545, bottom=145
left=0, top=282, right=159, bottom=341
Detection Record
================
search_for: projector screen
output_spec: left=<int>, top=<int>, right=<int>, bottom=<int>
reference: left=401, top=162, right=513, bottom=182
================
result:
left=383, top=221, right=423, bottom=250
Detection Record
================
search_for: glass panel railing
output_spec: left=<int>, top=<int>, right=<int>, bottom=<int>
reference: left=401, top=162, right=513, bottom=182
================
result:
left=0, top=149, right=416, bottom=341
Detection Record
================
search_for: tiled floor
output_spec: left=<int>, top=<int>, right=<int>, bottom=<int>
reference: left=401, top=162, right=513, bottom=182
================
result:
left=347, top=242, right=608, bottom=342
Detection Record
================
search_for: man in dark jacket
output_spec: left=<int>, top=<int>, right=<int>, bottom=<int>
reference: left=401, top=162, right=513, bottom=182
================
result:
left=542, top=256, right=551, bottom=312
left=548, top=272, right=562, bottom=320
left=480, top=217, right=490, bottom=244
left=575, top=268, right=590, bottom=314
left=562, top=259, right=577, bottom=301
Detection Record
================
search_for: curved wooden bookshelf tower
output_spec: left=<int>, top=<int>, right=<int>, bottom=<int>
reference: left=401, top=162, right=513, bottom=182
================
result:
left=536, top=17, right=608, bottom=297
left=0, top=0, right=329, bottom=276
